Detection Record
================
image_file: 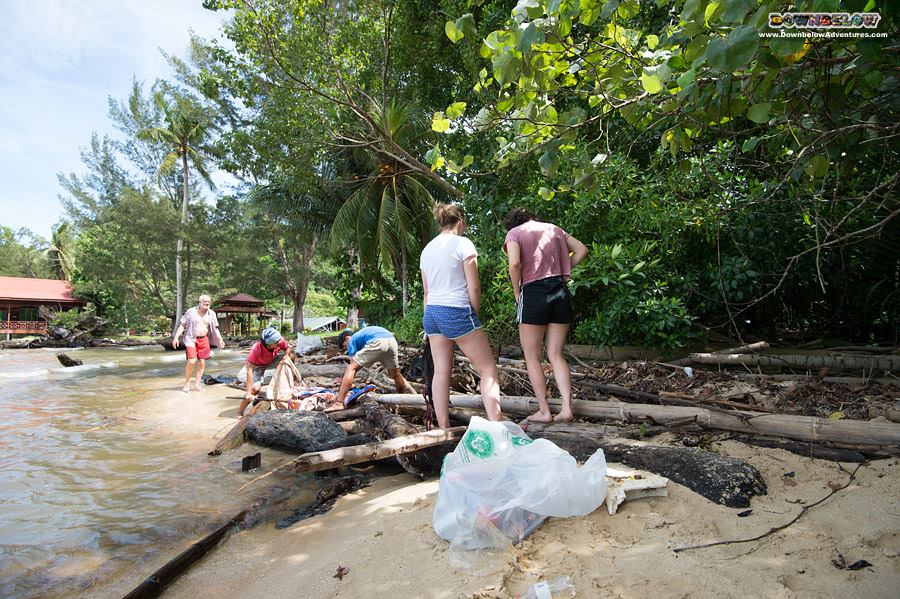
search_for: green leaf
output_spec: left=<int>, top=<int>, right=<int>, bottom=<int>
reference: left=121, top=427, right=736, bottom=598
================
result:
left=516, top=22, right=545, bottom=52
left=425, top=145, right=444, bottom=171
left=741, top=136, right=760, bottom=153
left=646, top=34, right=659, bottom=50
left=641, top=71, right=663, bottom=94
left=431, top=111, right=451, bottom=132
left=446, top=102, right=467, bottom=119
left=617, top=0, right=639, bottom=19
left=676, top=68, right=695, bottom=88
left=706, top=26, right=759, bottom=72
left=746, top=102, right=771, bottom=124
left=804, top=154, right=829, bottom=179
left=474, top=106, right=497, bottom=131
left=538, top=186, right=555, bottom=200
left=769, top=36, right=804, bottom=59
left=493, top=53, right=521, bottom=87
left=538, top=150, right=559, bottom=178
left=456, top=13, right=477, bottom=39
left=720, top=0, right=754, bottom=23
left=445, top=21, right=464, bottom=43
left=461, top=155, right=474, bottom=168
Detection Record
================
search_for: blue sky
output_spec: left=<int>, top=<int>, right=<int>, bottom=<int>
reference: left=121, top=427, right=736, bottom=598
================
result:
left=0, top=0, right=230, bottom=240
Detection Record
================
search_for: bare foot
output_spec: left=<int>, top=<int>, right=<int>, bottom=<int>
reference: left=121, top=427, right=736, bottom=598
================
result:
left=182, top=383, right=191, bottom=393
left=526, top=410, right=554, bottom=423
left=553, top=410, right=574, bottom=423
left=190, top=384, right=201, bottom=392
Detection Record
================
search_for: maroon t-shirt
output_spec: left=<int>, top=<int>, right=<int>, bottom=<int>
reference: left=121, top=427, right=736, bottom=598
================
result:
left=503, top=221, right=571, bottom=285
left=247, top=338, right=288, bottom=366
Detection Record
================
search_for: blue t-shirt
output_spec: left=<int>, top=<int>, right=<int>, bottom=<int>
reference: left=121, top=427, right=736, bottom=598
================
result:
left=347, top=326, right=393, bottom=357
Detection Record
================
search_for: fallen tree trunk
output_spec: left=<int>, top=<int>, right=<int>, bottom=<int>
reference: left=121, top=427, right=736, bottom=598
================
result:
left=374, top=394, right=900, bottom=455
left=364, top=404, right=448, bottom=479
left=123, top=499, right=265, bottom=599
left=293, top=427, right=466, bottom=473
left=736, top=373, right=900, bottom=386
left=687, top=352, right=900, bottom=373
left=56, top=352, right=83, bottom=367
left=670, top=341, right=769, bottom=366
left=523, top=422, right=766, bottom=508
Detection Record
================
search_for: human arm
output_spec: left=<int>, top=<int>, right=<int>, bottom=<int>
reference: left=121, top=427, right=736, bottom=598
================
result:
left=244, top=360, right=255, bottom=401
left=335, top=360, right=362, bottom=405
left=421, top=270, right=429, bottom=305
left=567, top=235, right=589, bottom=268
left=506, top=240, right=522, bottom=303
left=463, top=254, right=481, bottom=315
left=172, top=323, right=185, bottom=349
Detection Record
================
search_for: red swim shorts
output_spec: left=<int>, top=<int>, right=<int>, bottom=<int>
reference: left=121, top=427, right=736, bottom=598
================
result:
left=185, top=336, right=211, bottom=360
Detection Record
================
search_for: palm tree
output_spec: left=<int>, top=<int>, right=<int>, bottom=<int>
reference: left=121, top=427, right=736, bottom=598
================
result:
left=138, top=91, right=218, bottom=325
left=46, top=223, right=76, bottom=281
left=331, top=100, right=440, bottom=310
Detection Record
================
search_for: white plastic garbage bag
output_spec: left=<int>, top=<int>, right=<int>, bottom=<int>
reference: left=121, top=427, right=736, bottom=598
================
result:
left=294, top=334, right=324, bottom=355
left=433, top=416, right=607, bottom=551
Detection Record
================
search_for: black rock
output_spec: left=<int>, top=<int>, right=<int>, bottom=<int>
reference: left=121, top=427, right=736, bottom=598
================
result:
left=246, top=411, right=349, bottom=453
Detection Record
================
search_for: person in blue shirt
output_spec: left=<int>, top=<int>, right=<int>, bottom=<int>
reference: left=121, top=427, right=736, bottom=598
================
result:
left=335, top=326, right=413, bottom=405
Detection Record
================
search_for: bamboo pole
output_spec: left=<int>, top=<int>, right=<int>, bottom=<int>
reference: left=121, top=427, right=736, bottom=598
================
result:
left=293, top=426, right=466, bottom=473
left=373, top=394, right=900, bottom=453
left=670, top=341, right=769, bottom=366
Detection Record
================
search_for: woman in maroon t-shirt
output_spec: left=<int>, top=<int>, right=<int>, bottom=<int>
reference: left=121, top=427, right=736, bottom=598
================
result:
left=503, top=208, right=588, bottom=423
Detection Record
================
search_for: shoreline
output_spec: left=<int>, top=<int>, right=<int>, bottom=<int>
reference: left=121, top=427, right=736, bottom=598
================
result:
left=161, top=440, right=899, bottom=599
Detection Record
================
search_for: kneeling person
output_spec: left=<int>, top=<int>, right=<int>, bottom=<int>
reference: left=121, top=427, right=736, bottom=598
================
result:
left=336, top=326, right=412, bottom=405
left=237, top=327, right=289, bottom=416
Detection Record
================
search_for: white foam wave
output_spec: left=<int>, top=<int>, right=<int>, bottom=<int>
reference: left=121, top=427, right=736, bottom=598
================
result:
left=0, top=368, right=50, bottom=379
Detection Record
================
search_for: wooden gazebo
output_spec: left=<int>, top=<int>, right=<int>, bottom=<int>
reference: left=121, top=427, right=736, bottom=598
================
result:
left=0, top=276, right=87, bottom=337
left=213, top=293, right=278, bottom=337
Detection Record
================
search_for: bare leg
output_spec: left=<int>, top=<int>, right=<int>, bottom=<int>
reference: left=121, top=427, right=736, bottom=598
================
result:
left=183, top=358, right=197, bottom=392
left=546, top=323, right=573, bottom=422
left=519, top=324, right=552, bottom=422
left=428, top=335, right=455, bottom=429
left=455, top=329, right=503, bottom=421
left=390, top=368, right=414, bottom=394
left=192, top=359, right=206, bottom=391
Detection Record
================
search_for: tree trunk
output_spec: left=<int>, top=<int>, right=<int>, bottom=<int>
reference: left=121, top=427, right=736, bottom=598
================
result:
left=400, top=244, right=409, bottom=312
left=687, top=352, right=900, bottom=373
left=173, top=152, right=190, bottom=330
left=292, top=427, right=466, bottom=473
left=364, top=404, right=448, bottom=478
left=373, top=394, right=900, bottom=454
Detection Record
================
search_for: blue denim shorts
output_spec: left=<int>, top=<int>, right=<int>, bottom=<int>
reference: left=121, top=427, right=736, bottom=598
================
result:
left=423, top=304, right=482, bottom=340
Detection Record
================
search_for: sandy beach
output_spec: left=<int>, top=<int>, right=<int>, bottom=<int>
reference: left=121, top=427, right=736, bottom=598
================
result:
left=148, top=387, right=900, bottom=599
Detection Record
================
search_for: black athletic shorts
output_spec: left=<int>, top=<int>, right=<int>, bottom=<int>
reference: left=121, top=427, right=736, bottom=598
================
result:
left=517, top=276, right=572, bottom=325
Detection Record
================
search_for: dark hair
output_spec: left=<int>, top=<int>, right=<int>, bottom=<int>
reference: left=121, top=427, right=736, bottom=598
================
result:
left=337, top=329, right=352, bottom=350
left=504, top=207, right=536, bottom=231
left=433, top=203, right=464, bottom=229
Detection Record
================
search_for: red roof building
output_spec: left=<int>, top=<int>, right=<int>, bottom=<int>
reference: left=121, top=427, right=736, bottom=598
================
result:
left=0, top=276, right=86, bottom=335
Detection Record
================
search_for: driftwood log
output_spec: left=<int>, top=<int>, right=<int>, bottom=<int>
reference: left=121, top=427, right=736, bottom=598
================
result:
left=363, top=404, right=449, bottom=479
left=293, top=427, right=467, bottom=473
left=374, top=394, right=900, bottom=455
left=123, top=498, right=266, bottom=599
left=275, top=476, right=369, bottom=529
left=524, top=422, right=766, bottom=508
left=56, top=352, right=82, bottom=367
left=670, top=341, right=770, bottom=366
left=687, top=352, right=899, bottom=373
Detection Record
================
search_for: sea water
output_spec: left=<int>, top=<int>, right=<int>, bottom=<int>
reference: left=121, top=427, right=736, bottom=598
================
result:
left=0, top=346, right=319, bottom=598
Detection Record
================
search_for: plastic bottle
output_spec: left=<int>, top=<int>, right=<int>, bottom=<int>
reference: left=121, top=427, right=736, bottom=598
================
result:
left=520, top=575, right=576, bottom=599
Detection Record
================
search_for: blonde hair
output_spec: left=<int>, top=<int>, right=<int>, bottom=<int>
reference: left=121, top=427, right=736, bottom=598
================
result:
left=433, top=203, right=464, bottom=230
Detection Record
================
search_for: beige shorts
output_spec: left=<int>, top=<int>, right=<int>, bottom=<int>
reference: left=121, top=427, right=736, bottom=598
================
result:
left=353, top=337, right=399, bottom=370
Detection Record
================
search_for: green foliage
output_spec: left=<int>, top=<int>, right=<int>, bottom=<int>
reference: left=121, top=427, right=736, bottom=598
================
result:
left=50, top=308, right=84, bottom=331
left=390, top=303, right=425, bottom=345
left=571, top=242, right=696, bottom=349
